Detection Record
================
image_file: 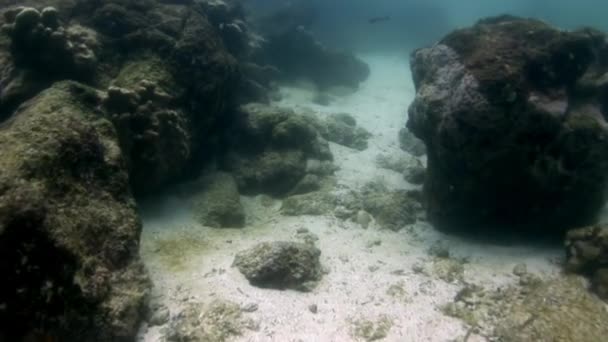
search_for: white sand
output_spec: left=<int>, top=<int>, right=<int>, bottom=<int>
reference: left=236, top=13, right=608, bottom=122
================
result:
left=139, top=55, right=562, bottom=342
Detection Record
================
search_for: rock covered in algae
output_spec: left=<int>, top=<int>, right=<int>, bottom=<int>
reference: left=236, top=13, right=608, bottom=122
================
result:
left=2, top=6, right=99, bottom=77
left=0, top=81, right=149, bottom=341
left=360, top=182, right=420, bottom=231
left=315, top=113, right=372, bottom=151
left=442, top=275, right=608, bottom=341
left=190, top=172, right=245, bottom=228
left=407, top=16, right=608, bottom=231
left=104, top=61, right=191, bottom=195
left=398, top=127, right=426, bottom=157
left=565, top=224, right=608, bottom=299
left=223, top=103, right=334, bottom=196
left=233, top=241, right=323, bottom=291
left=165, top=299, right=256, bottom=342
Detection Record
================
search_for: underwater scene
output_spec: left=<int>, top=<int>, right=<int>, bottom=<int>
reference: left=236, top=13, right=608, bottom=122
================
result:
left=2, top=0, right=608, bottom=341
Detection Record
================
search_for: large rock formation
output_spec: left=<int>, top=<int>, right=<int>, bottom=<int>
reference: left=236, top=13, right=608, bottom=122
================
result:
left=0, top=82, right=149, bottom=341
left=407, top=16, right=608, bottom=231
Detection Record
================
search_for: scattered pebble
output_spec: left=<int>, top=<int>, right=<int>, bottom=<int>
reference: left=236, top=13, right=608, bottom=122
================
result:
left=308, top=304, right=318, bottom=314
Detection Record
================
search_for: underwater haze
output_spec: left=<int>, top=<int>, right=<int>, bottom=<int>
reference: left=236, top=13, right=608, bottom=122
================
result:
left=2, top=0, right=608, bottom=341
left=279, top=0, right=608, bottom=52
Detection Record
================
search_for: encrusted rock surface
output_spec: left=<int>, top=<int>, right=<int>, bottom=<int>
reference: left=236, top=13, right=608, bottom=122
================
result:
left=442, top=275, right=608, bottom=341
left=565, top=224, right=608, bottom=299
left=407, top=16, right=608, bottom=231
left=0, top=82, right=149, bottom=341
left=222, top=103, right=334, bottom=196
left=233, top=241, right=323, bottom=291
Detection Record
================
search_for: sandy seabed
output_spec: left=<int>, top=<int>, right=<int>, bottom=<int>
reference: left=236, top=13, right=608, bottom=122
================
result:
left=138, top=55, right=562, bottom=342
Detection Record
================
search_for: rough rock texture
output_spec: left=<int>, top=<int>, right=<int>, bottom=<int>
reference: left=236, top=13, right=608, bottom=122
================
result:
left=1, top=2, right=239, bottom=195
left=315, top=113, right=372, bottom=151
left=443, top=276, right=608, bottom=341
left=407, top=16, right=608, bottom=231
left=398, top=127, right=426, bottom=157
left=191, top=172, right=245, bottom=228
left=222, top=103, right=334, bottom=196
left=165, top=299, right=256, bottom=342
left=103, top=60, right=190, bottom=195
left=360, top=182, right=420, bottom=231
left=0, top=6, right=100, bottom=118
left=565, top=225, right=608, bottom=299
left=0, top=82, right=149, bottom=341
left=233, top=241, right=323, bottom=291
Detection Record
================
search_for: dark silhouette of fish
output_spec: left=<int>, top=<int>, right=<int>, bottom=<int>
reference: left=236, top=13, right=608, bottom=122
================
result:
left=368, top=16, right=391, bottom=24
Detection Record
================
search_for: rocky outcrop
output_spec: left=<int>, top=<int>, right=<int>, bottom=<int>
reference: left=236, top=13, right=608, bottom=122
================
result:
left=233, top=241, right=323, bottom=291
left=0, top=6, right=100, bottom=118
left=407, top=16, right=608, bottom=231
left=222, top=103, right=334, bottom=196
left=103, top=59, right=191, bottom=195
left=0, top=82, right=149, bottom=341
left=315, top=113, right=372, bottom=151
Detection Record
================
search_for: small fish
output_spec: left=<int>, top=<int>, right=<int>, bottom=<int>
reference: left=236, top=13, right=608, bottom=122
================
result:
left=368, top=16, right=391, bottom=24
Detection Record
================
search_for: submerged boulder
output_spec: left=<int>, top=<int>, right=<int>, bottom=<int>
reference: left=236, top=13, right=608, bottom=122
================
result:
left=222, top=103, right=334, bottom=196
left=0, top=82, right=149, bottom=341
left=565, top=225, right=608, bottom=299
left=233, top=241, right=323, bottom=291
left=407, top=16, right=608, bottom=231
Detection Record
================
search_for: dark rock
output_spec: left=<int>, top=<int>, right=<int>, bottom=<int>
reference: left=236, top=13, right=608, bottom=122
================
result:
left=3, top=7, right=99, bottom=78
left=398, top=127, right=426, bottom=157
left=222, top=103, right=333, bottom=196
left=407, top=17, right=608, bottom=231
left=318, top=113, right=372, bottom=151
left=0, top=82, right=149, bottom=342
left=233, top=241, right=323, bottom=291
left=565, top=225, right=608, bottom=300
left=104, top=62, right=190, bottom=195
left=190, top=172, right=245, bottom=228
left=404, top=164, right=426, bottom=185
left=361, top=182, right=420, bottom=231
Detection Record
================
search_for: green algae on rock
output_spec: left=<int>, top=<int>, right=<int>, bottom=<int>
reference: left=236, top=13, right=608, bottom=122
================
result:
left=165, top=299, right=256, bottom=342
left=223, top=103, right=334, bottom=197
left=233, top=241, right=323, bottom=291
left=0, top=81, right=149, bottom=341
